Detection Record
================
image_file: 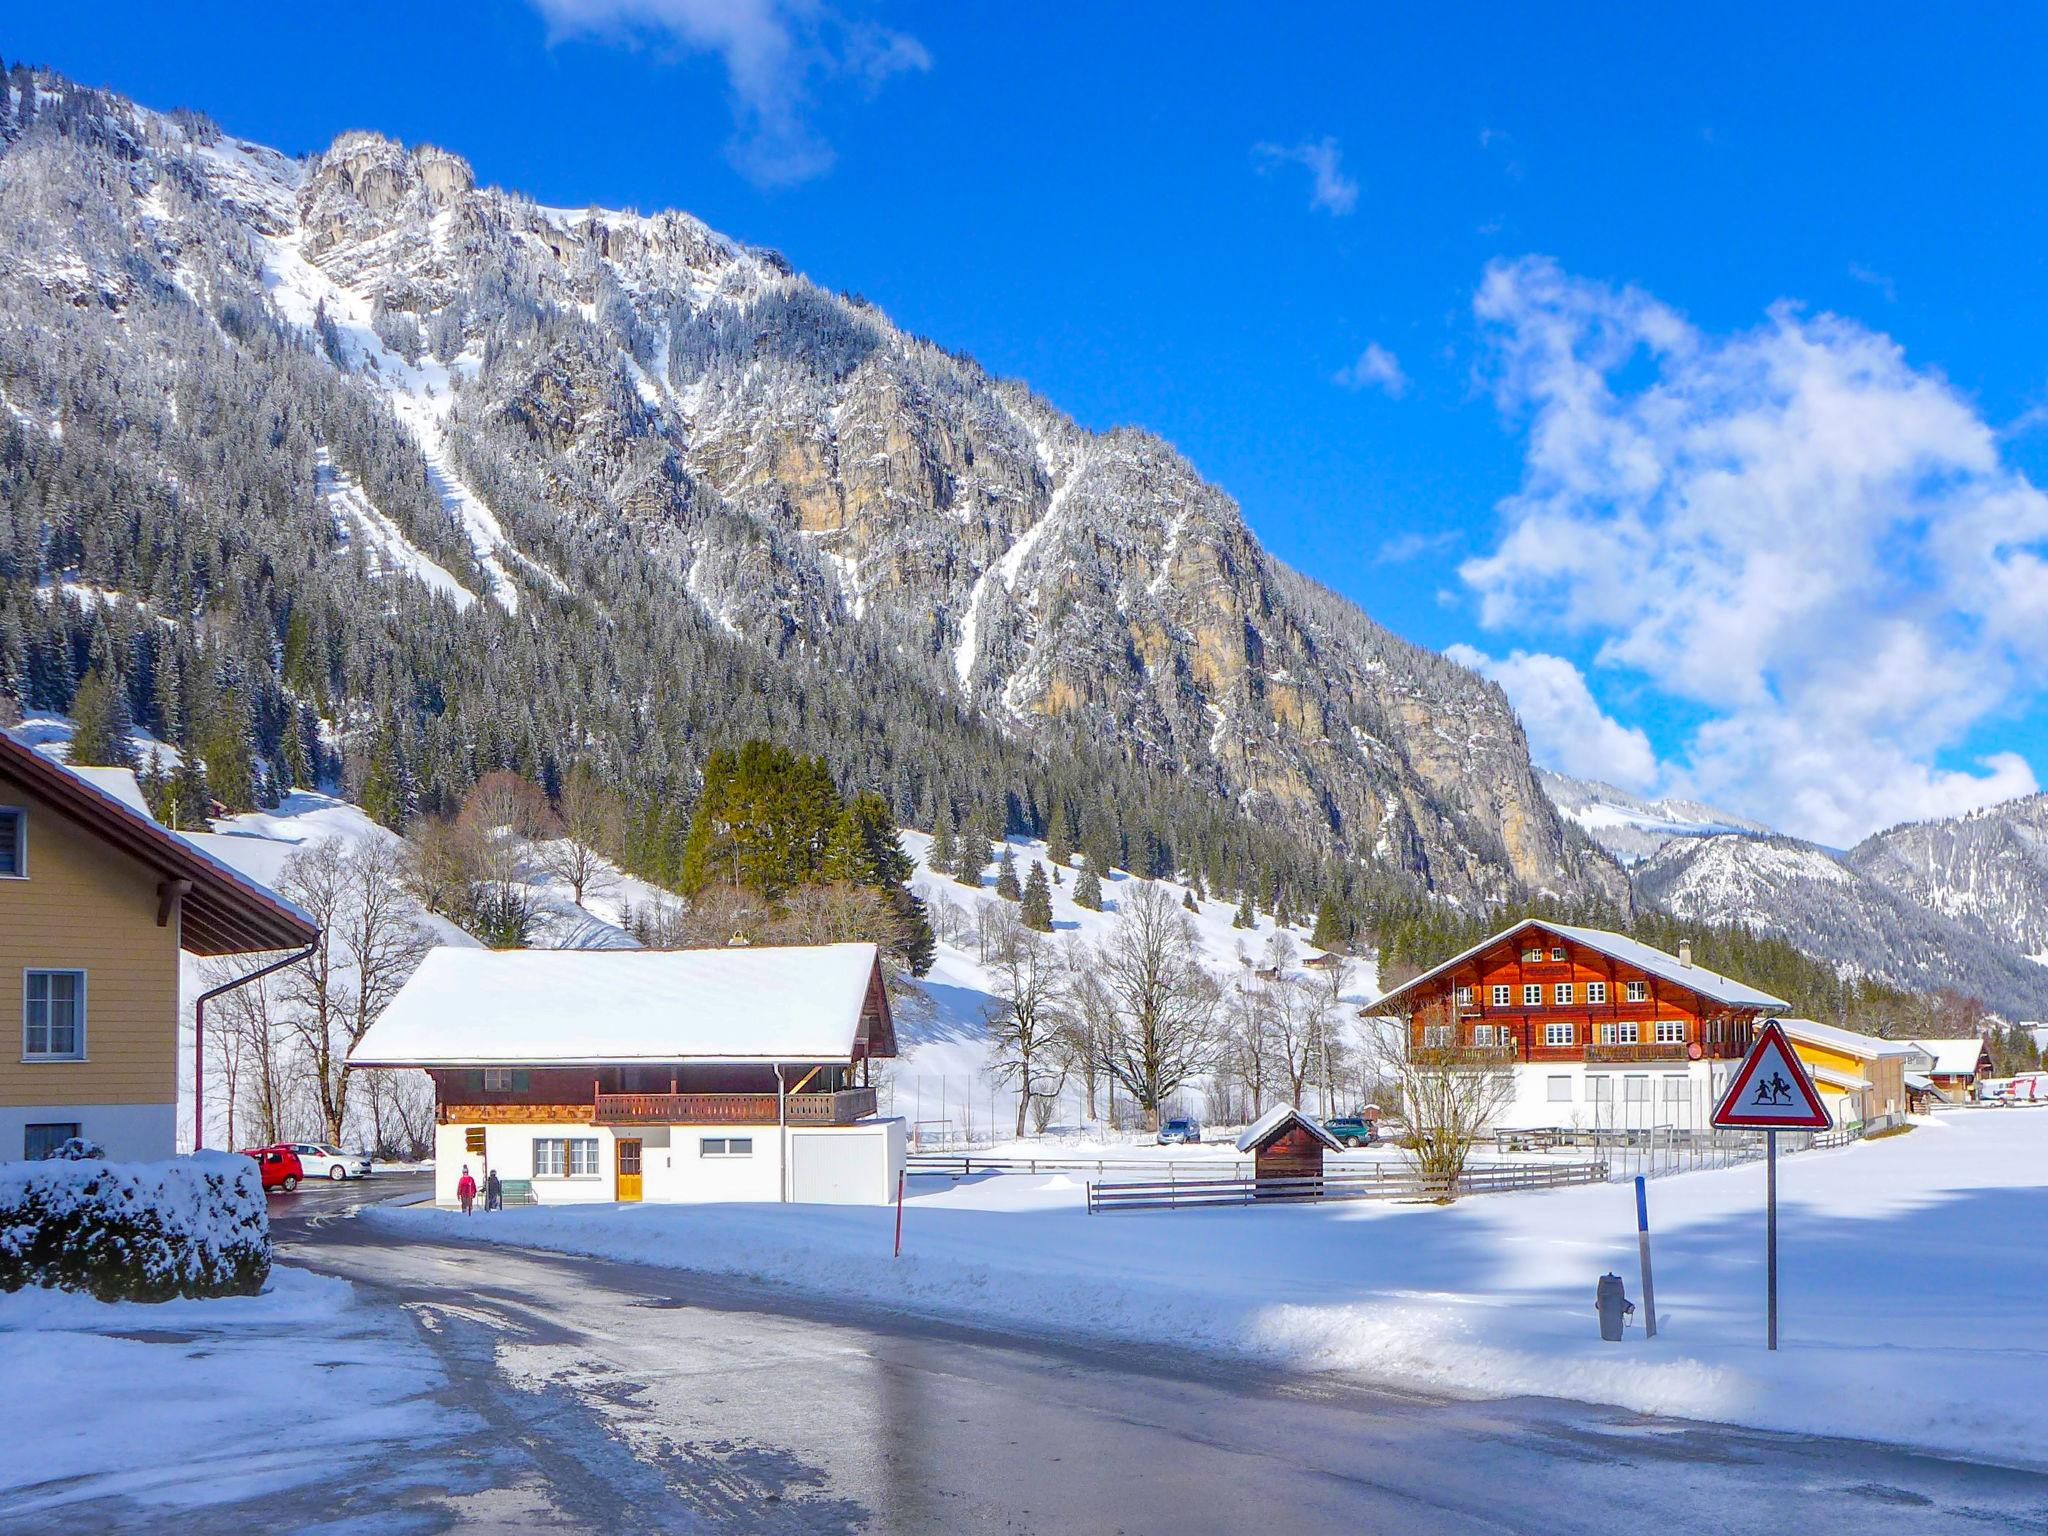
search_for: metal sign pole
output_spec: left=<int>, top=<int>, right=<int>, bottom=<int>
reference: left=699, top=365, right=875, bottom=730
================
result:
left=1766, top=1130, right=1778, bottom=1351
left=1635, top=1175, right=1657, bottom=1339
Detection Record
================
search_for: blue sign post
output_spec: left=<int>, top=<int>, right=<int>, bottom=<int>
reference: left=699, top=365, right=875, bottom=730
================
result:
left=1634, top=1175, right=1657, bottom=1339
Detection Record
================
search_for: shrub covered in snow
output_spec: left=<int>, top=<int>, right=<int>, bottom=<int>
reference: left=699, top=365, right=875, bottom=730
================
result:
left=0, top=1151, right=270, bottom=1302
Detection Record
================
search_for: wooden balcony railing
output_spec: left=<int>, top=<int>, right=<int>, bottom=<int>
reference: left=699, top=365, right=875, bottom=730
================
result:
left=1583, top=1042, right=1689, bottom=1063
left=592, top=1086, right=879, bottom=1126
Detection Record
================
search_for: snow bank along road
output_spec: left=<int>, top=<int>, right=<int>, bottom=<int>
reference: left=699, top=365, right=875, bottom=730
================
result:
left=41, top=1175, right=2014, bottom=1534
left=382, top=1108, right=2048, bottom=1465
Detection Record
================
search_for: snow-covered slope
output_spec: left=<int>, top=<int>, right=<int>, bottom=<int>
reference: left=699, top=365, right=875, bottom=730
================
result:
left=1538, top=770, right=1772, bottom=866
left=1847, top=793, right=2048, bottom=961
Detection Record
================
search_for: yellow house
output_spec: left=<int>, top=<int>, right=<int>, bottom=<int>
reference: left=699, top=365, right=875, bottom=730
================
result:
left=1778, top=1017, right=1913, bottom=1129
left=0, top=733, right=317, bottom=1161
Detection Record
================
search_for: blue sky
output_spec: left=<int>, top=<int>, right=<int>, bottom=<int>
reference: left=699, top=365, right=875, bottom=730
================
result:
left=13, top=3, right=2048, bottom=844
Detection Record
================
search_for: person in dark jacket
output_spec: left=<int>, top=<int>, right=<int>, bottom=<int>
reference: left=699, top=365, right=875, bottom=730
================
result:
left=484, top=1169, right=503, bottom=1212
left=457, top=1166, right=477, bottom=1214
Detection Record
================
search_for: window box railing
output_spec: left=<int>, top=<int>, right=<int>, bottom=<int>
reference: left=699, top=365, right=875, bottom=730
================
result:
left=592, top=1086, right=878, bottom=1126
left=1584, top=1042, right=1689, bottom=1063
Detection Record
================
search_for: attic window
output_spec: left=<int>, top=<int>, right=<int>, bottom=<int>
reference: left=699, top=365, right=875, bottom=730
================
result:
left=1550, top=947, right=1566, bottom=962
left=1521, top=947, right=1544, bottom=963
left=0, top=808, right=21, bottom=877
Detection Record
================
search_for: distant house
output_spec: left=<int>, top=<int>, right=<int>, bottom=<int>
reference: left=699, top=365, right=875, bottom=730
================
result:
left=0, top=734, right=318, bottom=1161
left=1909, top=1038, right=1992, bottom=1102
left=1366, top=918, right=1788, bottom=1130
left=350, top=942, right=905, bottom=1207
left=1777, top=1019, right=1913, bottom=1128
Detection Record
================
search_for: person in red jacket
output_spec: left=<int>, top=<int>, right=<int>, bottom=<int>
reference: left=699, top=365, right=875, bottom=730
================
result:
left=457, top=1165, right=477, bottom=1214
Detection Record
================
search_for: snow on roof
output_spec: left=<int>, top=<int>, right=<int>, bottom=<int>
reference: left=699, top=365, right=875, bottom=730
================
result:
left=1368, top=918, right=1789, bottom=1013
left=67, top=766, right=152, bottom=818
left=351, top=943, right=884, bottom=1066
left=1912, top=1038, right=1987, bottom=1076
left=1235, top=1104, right=1345, bottom=1154
left=1806, top=1062, right=1873, bottom=1094
left=1904, top=1071, right=1937, bottom=1093
left=1779, top=1017, right=1917, bottom=1061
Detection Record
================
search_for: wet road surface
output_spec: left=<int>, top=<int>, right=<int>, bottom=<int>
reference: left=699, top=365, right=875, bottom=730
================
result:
left=63, top=1176, right=2048, bottom=1533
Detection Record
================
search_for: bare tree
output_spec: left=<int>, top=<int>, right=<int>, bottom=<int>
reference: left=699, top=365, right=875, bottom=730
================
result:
left=1373, top=996, right=1514, bottom=1198
left=203, top=960, right=295, bottom=1146
left=1080, top=883, right=1222, bottom=1130
left=772, top=880, right=894, bottom=949
left=538, top=767, right=622, bottom=908
left=982, top=905, right=1071, bottom=1136
left=278, top=839, right=434, bottom=1144
left=1269, top=974, right=1329, bottom=1109
left=1221, top=964, right=1277, bottom=1122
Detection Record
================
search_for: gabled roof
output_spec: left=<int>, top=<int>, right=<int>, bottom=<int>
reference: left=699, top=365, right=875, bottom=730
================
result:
left=350, top=942, right=894, bottom=1066
left=0, top=732, right=318, bottom=956
left=1235, top=1104, right=1345, bottom=1154
left=1367, top=917, right=1789, bottom=1014
left=1912, top=1038, right=1988, bottom=1076
left=1779, top=1017, right=1916, bottom=1062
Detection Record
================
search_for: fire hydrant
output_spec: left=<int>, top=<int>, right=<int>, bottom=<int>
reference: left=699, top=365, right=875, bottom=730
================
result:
left=1596, top=1272, right=1636, bottom=1342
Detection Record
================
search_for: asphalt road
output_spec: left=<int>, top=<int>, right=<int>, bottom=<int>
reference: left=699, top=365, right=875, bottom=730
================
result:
left=217, top=1177, right=2048, bottom=1532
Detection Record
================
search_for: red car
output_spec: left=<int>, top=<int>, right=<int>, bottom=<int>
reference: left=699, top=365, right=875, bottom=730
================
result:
left=241, top=1146, right=305, bottom=1192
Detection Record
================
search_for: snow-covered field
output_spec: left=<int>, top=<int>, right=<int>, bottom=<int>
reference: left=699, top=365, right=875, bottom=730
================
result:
left=377, top=1109, right=2048, bottom=1465
left=0, top=1265, right=461, bottom=1517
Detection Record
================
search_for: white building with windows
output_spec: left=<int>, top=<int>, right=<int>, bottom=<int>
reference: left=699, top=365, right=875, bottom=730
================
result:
left=350, top=943, right=906, bottom=1207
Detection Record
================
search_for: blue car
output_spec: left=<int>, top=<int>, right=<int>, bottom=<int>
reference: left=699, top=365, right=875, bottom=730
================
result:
left=1156, top=1117, right=1202, bottom=1145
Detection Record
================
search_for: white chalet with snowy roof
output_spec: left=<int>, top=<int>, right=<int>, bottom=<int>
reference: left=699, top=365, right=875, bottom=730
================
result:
left=351, top=943, right=904, bottom=1207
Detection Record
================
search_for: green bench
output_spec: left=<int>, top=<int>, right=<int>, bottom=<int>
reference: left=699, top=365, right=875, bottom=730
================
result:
left=496, top=1179, right=537, bottom=1207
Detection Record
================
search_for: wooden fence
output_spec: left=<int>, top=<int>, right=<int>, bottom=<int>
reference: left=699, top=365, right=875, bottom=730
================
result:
left=1084, top=1158, right=1609, bottom=1213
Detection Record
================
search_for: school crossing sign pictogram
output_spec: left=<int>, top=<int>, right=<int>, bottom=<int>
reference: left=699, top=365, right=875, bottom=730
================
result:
left=1712, top=1020, right=1831, bottom=1130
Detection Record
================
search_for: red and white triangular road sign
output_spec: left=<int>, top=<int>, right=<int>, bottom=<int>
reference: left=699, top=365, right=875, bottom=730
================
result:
left=1712, top=1020, right=1831, bottom=1129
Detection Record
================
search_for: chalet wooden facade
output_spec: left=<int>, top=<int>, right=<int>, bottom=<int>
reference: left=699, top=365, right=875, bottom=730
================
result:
left=350, top=942, right=905, bottom=1206
left=1368, top=920, right=1790, bottom=1131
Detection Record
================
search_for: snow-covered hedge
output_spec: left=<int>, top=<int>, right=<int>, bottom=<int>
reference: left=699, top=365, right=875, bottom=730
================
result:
left=0, top=1151, right=270, bottom=1302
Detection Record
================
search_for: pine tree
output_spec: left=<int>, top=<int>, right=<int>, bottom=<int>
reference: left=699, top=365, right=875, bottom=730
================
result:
left=995, top=845, right=1022, bottom=901
left=1233, top=889, right=1256, bottom=930
left=67, top=666, right=134, bottom=767
left=1074, top=863, right=1104, bottom=911
left=1046, top=801, right=1075, bottom=866
left=171, top=753, right=212, bottom=830
left=1022, top=861, right=1054, bottom=931
left=1182, top=889, right=1198, bottom=913
left=953, top=821, right=992, bottom=887
left=822, top=804, right=882, bottom=886
left=930, top=814, right=956, bottom=872
left=1311, top=893, right=1347, bottom=952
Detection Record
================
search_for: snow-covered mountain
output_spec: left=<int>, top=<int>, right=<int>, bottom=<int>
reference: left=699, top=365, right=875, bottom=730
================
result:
left=1846, top=795, right=2048, bottom=963
left=0, top=69, right=1619, bottom=908
left=1635, top=832, right=2048, bottom=1014
left=1537, top=770, right=1773, bottom=865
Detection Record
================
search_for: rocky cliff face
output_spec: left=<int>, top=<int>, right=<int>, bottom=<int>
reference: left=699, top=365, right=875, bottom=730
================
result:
left=1847, top=795, right=2048, bottom=961
left=1, top=74, right=1622, bottom=905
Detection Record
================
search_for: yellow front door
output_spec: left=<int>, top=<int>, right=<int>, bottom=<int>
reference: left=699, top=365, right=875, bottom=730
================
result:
left=616, top=1139, right=643, bottom=1202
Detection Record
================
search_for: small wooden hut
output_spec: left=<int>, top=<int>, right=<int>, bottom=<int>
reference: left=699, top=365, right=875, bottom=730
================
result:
left=1235, top=1105, right=1345, bottom=1198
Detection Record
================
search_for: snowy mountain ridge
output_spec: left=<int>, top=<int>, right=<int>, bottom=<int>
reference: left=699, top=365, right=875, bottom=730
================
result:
left=0, top=69, right=1619, bottom=907
left=1536, top=770, right=1774, bottom=866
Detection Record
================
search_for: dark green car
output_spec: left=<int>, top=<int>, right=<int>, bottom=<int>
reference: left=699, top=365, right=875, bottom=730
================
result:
left=1324, top=1115, right=1377, bottom=1148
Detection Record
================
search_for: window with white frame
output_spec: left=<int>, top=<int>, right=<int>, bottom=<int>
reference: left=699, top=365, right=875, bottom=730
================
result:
left=1587, top=1074, right=1612, bottom=1102
left=0, top=807, right=23, bottom=877
left=1598, top=1021, right=1617, bottom=1044
left=1554, top=982, right=1573, bottom=1004
left=1521, top=946, right=1544, bottom=963
left=1550, top=946, right=1567, bottom=962
left=1472, top=1024, right=1496, bottom=1046
left=1618, top=1021, right=1640, bottom=1045
left=23, top=970, right=84, bottom=1060
left=1586, top=981, right=1608, bottom=1004
left=1421, top=1024, right=1452, bottom=1048
left=1456, top=985, right=1474, bottom=1007
left=1624, top=1074, right=1651, bottom=1103
left=1545, top=1021, right=1575, bottom=1047
left=1547, top=1075, right=1572, bottom=1102
left=1656, top=1020, right=1687, bottom=1045
left=1626, top=980, right=1648, bottom=1002
left=701, top=1137, right=754, bottom=1157
left=1492, top=984, right=1512, bottom=1007
left=1523, top=983, right=1543, bottom=1006
left=533, top=1138, right=599, bottom=1177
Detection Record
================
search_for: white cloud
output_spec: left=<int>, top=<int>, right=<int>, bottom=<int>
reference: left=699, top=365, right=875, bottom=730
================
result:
left=530, top=0, right=929, bottom=186
left=1448, top=645, right=1661, bottom=792
left=1461, top=255, right=2048, bottom=845
left=1333, top=342, right=1407, bottom=397
left=1253, top=136, right=1359, bottom=215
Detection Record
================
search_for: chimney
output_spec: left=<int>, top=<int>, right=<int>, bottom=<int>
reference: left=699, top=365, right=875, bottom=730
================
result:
left=1678, top=939, right=1694, bottom=968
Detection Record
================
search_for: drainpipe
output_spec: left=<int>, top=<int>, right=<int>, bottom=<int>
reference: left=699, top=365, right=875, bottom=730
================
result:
left=776, top=1063, right=788, bottom=1203
left=193, top=942, right=318, bottom=1152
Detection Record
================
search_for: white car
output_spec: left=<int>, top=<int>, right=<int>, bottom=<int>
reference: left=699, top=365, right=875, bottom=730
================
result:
left=286, top=1142, right=371, bottom=1181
